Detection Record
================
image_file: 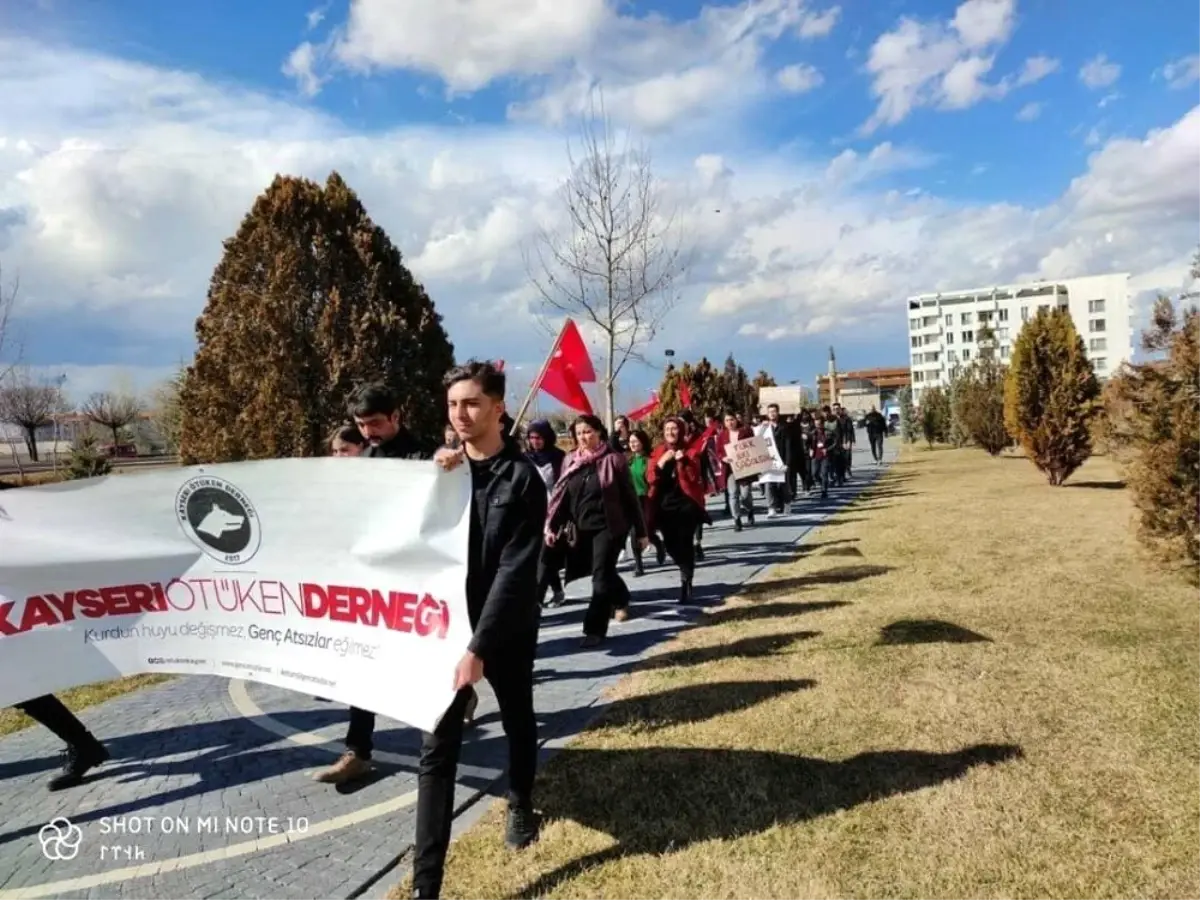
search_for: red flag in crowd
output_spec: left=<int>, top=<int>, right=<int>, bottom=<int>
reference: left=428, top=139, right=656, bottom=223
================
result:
left=627, top=392, right=660, bottom=422
left=536, top=320, right=596, bottom=414
left=495, top=359, right=505, bottom=372
left=679, top=383, right=693, bottom=408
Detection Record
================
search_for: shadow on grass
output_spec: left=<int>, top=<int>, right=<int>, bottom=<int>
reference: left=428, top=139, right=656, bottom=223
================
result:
left=704, top=599, right=852, bottom=627
left=534, top=631, right=821, bottom=683
left=820, top=545, right=865, bottom=558
left=1066, top=480, right=1126, bottom=490
left=738, top=564, right=892, bottom=598
left=513, top=741, right=1024, bottom=899
left=583, top=678, right=817, bottom=732
left=877, top=619, right=993, bottom=645
left=639, top=630, right=820, bottom=672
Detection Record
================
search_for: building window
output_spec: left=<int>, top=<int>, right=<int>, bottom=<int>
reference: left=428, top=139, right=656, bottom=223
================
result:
left=946, top=332, right=955, bottom=344
left=961, top=312, right=973, bottom=324
left=1089, top=298, right=1106, bottom=314
left=978, top=310, right=993, bottom=323
left=1021, top=306, right=1029, bottom=321
left=1089, top=338, right=1107, bottom=352
left=912, top=353, right=923, bottom=364
left=962, top=349, right=971, bottom=361
left=998, top=308, right=1009, bottom=322
left=1001, top=345, right=1010, bottom=359
left=910, top=318, right=920, bottom=329
left=911, top=336, right=921, bottom=348
left=996, top=327, right=1009, bottom=340
left=948, top=350, right=958, bottom=363
left=1094, top=357, right=1107, bottom=372
left=963, top=330, right=974, bottom=342
left=1090, top=319, right=1106, bottom=333
left=945, top=314, right=952, bottom=326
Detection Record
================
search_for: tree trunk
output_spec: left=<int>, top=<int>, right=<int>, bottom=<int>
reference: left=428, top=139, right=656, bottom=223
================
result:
left=110, top=425, right=120, bottom=447
left=22, top=427, right=39, bottom=462
left=605, top=331, right=616, bottom=433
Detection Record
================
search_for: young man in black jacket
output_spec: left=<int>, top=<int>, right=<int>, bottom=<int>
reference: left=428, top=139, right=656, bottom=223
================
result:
left=315, top=382, right=436, bottom=785
left=414, top=361, right=545, bottom=899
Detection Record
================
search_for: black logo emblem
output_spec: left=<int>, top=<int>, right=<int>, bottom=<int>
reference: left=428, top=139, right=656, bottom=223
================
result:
left=175, top=475, right=262, bottom=564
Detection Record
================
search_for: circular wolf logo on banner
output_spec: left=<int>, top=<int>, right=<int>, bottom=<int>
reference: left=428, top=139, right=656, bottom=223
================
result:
left=176, top=476, right=262, bottom=565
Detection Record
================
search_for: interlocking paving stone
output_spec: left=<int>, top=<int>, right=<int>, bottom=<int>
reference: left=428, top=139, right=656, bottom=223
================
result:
left=0, top=446, right=895, bottom=899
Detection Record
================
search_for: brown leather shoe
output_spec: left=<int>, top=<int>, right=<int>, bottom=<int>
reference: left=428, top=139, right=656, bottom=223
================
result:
left=313, top=751, right=371, bottom=784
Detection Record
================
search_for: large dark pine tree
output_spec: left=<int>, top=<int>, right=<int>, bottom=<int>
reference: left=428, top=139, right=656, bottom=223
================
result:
left=179, top=172, right=455, bottom=464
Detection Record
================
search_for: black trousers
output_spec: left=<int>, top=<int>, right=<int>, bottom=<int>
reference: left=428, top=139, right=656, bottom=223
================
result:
left=659, top=506, right=699, bottom=580
left=14, top=695, right=98, bottom=748
left=412, top=631, right=539, bottom=897
left=345, top=707, right=375, bottom=758
left=869, top=433, right=884, bottom=461
left=582, top=528, right=630, bottom=638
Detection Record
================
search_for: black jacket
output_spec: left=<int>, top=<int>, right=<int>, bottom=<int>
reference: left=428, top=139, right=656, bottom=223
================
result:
left=363, top=426, right=431, bottom=460
left=465, top=442, right=546, bottom=661
left=864, top=411, right=887, bottom=437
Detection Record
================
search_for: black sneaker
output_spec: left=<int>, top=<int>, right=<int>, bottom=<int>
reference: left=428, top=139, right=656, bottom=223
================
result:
left=505, top=802, right=539, bottom=850
left=694, top=543, right=705, bottom=561
left=48, top=740, right=109, bottom=792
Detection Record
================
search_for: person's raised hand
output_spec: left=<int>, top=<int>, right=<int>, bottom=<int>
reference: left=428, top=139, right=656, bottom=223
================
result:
left=434, top=446, right=465, bottom=471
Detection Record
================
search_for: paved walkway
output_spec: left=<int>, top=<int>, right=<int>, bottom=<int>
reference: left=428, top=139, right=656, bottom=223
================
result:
left=0, top=446, right=895, bottom=900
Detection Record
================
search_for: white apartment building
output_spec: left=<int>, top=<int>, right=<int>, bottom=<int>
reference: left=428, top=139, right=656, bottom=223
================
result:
left=906, top=273, right=1134, bottom=405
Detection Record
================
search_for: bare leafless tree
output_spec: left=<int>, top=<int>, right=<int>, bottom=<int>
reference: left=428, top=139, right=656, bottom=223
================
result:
left=82, top=390, right=143, bottom=447
left=0, top=368, right=68, bottom=462
left=0, top=264, right=19, bottom=389
left=148, top=367, right=186, bottom=453
left=526, top=92, right=687, bottom=429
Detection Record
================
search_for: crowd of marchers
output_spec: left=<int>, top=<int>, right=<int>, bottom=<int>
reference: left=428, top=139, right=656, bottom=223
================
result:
left=7, top=362, right=890, bottom=899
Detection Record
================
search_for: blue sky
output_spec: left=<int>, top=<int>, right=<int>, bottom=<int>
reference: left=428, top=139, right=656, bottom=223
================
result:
left=1, top=0, right=1197, bottom=410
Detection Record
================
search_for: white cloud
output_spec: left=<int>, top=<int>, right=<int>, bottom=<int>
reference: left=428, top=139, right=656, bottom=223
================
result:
left=1158, top=53, right=1200, bottom=89
left=797, top=6, right=840, bottom=39
left=1, top=36, right=1197, bottom=381
left=306, top=5, right=327, bottom=30
left=1079, top=53, right=1120, bottom=89
left=282, top=42, right=326, bottom=97
left=290, top=0, right=827, bottom=132
left=861, top=0, right=1058, bottom=132
left=776, top=63, right=823, bottom=93
left=1016, top=101, right=1042, bottom=121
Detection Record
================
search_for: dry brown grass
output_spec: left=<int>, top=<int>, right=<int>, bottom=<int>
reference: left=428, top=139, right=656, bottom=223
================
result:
left=0, top=676, right=172, bottom=738
left=392, top=447, right=1199, bottom=900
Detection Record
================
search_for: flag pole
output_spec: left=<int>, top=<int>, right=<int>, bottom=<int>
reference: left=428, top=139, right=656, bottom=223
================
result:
left=509, top=320, right=568, bottom=435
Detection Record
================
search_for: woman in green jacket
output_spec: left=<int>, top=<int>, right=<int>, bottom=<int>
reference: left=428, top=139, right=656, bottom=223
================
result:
left=628, top=429, right=666, bottom=575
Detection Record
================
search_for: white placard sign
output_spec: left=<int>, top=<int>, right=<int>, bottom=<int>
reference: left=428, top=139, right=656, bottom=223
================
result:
left=724, top=436, right=774, bottom=480
left=753, top=423, right=789, bottom=484
left=0, top=457, right=472, bottom=733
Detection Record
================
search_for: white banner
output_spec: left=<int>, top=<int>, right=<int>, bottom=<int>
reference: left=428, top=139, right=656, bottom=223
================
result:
left=0, top=458, right=472, bottom=733
left=753, top=423, right=789, bottom=484
left=724, top=436, right=774, bottom=480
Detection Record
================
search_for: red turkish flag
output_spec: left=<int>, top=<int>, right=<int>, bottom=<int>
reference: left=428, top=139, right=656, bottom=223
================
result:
left=679, top=383, right=693, bottom=408
left=542, top=363, right=594, bottom=414
left=627, top=392, right=660, bottom=422
left=538, top=319, right=596, bottom=413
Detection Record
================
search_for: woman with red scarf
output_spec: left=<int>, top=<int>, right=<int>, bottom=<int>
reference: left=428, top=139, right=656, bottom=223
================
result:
left=545, top=415, right=648, bottom=648
left=646, top=415, right=719, bottom=604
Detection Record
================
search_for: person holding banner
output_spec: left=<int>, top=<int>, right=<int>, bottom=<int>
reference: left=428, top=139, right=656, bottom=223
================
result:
left=418, top=361, right=546, bottom=897
left=316, top=383, right=447, bottom=786
left=757, top=403, right=791, bottom=517
left=646, top=416, right=718, bottom=603
left=545, top=414, right=648, bottom=648
left=716, top=411, right=757, bottom=531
